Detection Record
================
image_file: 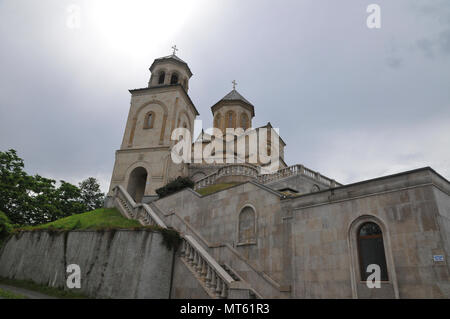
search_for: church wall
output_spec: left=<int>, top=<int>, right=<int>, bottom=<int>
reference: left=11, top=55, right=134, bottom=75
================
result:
left=284, top=168, right=450, bottom=298
left=150, top=168, right=450, bottom=298
left=432, top=185, right=450, bottom=294
left=154, top=183, right=288, bottom=285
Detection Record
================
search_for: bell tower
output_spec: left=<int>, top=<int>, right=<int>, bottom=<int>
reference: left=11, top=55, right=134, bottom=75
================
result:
left=106, top=48, right=199, bottom=204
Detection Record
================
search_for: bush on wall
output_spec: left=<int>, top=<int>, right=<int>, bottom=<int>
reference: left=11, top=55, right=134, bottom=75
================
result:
left=155, top=177, right=194, bottom=199
left=0, top=211, right=13, bottom=245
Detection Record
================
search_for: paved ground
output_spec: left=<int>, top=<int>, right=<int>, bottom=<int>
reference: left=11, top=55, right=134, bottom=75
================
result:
left=0, top=284, right=57, bottom=299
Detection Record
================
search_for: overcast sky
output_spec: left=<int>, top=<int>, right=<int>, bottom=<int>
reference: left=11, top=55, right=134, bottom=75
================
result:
left=1, top=0, right=449, bottom=192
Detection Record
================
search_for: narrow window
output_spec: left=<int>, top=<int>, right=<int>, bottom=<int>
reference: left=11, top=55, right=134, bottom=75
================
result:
left=170, top=73, right=178, bottom=84
left=158, top=72, right=165, bottom=84
left=240, top=113, right=249, bottom=130
left=358, top=222, right=389, bottom=281
left=227, top=112, right=234, bottom=128
left=144, top=112, right=154, bottom=129
left=214, top=114, right=221, bottom=129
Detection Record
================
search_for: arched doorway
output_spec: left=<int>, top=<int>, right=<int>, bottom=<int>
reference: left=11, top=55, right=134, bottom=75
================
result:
left=127, top=167, right=148, bottom=203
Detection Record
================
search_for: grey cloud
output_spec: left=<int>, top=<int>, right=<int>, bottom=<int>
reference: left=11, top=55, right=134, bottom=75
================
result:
left=1, top=0, right=450, bottom=193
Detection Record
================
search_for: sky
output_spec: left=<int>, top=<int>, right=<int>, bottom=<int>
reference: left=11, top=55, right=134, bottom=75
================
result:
left=0, top=0, right=449, bottom=193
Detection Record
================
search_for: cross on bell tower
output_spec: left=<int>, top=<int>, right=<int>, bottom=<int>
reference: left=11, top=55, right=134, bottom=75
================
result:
left=171, top=45, right=178, bottom=55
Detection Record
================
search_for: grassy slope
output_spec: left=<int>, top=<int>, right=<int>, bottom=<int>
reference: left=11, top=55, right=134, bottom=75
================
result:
left=17, top=208, right=142, bottom=231
left=0, top=287, right=27, bottom=299
left=196, top=182, right=241, bottom=196
left=0, top=277, right=88, bottom=299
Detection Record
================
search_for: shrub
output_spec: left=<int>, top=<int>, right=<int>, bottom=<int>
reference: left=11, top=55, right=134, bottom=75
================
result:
left=0, top=211, right=13, bottom=244
left=155, top=176, right=194, bottom=199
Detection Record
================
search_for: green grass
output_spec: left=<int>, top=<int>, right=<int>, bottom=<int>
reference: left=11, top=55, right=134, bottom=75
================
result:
left=0, top=277, right=88, bottom=299
left=0, top=287, right=27, bottom=299
left=16, top=208, right=142, bottom=232
left=196, top=182, right=241, bottom=196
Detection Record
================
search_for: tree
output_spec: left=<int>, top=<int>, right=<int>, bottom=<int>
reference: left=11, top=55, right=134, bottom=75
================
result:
left=0, top=149, right=35, bottom=225
left=79, top=177, right=105, bottom=211
left=0, top=210, right=13, bottom=244
left=0, top=149, right=103, bottom=226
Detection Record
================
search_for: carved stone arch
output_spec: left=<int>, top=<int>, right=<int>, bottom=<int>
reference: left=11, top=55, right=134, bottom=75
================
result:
left=143, top=111, right=156, bottom=129
left=176, top=109, right=192, bottom=132
left=214, top=112, right=222, bottom=130
left=225, top=110, right=237, bottom=129
left=155, top=68, right=168, bottom=85
left=128, top=100, right=169, bottom=146
left=123, top=161, right=152, bottom=202
left=170, top=71, right=180, bottom=85
left=239, top=112, right=249, bottom=130
left=236, top=203, right=257, bottom=245
left=347, top=214, right=399, bottom=299
left=311, top=184, right=320, bottom=193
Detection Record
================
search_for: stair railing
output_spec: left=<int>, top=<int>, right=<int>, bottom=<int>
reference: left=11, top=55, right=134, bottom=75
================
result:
left=179, top=235, right=236, bottom=299
left=112, top=185, right=245, bottom=299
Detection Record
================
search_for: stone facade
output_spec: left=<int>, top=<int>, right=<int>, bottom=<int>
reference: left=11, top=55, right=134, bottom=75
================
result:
left=149, top=167, right=450, bottom=298
left=105, top=54, right=450, bottom=298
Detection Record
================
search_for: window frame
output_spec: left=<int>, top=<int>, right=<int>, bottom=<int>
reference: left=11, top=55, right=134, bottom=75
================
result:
left=357, top=222, right=389, bottom=282
left=158, top=71, right=165, bottom=85
left=236, top=204, right=257, bottom=246
left=143, top=111, right=155, bottom=129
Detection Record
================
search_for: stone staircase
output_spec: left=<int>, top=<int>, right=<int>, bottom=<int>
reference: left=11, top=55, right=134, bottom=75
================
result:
left=111, top=185, right=256, bottom=299
left=147, top=200, right=290, bottom=299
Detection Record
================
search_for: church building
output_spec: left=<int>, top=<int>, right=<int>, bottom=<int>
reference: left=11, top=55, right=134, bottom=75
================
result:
left=105, top=51, right=450, bottom=299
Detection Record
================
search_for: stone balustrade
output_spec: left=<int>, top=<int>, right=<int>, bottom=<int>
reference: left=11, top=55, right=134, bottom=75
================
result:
left=179, top=235, right=235, bottom=298
left=112, top=185, right=241, bottom=299
left=257, top=164, right=340, bottom=188
left=194, top=164, right=259, bottom=190
left=113, top=185, right=166, bottom=228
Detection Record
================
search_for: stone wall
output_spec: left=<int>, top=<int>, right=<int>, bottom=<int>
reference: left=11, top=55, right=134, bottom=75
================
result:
left=0, top=230, right=175, bottom=299
left=153, top=167, right=450, bottom=298
left=283, top=168, right=450, bottom=298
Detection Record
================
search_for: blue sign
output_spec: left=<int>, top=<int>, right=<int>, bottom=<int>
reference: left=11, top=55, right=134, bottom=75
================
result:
left=433, top=255, right=444, bottom=262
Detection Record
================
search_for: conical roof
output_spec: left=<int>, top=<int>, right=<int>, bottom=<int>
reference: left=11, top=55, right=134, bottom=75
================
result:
left=219, top=89, right=254, bottom=106
left=149, top=54, right=192, bottom=77
left=211, top=89, right=255, bottom=116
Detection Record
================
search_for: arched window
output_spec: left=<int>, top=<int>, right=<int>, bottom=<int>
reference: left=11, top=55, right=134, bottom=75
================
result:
left=158, top=71, right=165, bottom=84
left=240, top=113, right=249, bottom=130
left=214, top=114, right=222, bottom=129
left=357, top=222, right=389, bottom=281
left=226, top=111, right=235, bottom=129
left=238, top=206, right=256, bottom=244
left=170, top=73, right=179, bottom=84
left=311, top=184, right=320, bottom=192
left=144, top=111, right=155, bottom=129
